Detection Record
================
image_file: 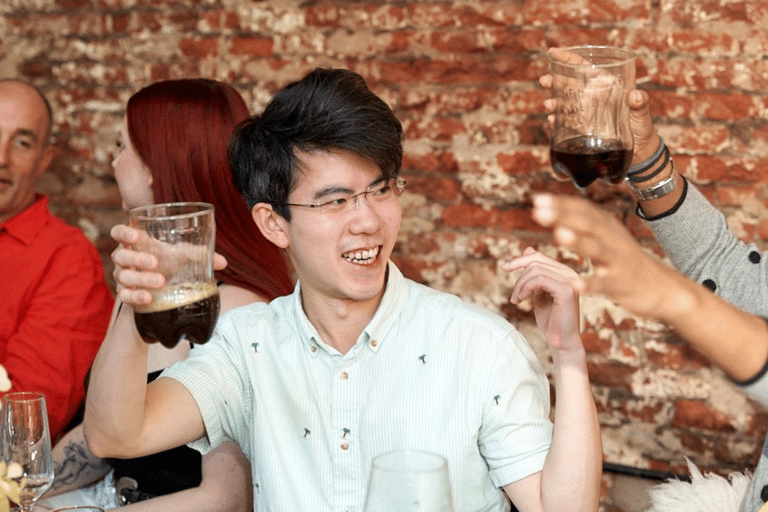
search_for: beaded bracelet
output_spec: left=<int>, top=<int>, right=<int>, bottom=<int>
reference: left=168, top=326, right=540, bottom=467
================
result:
left=626, top=137, right=667, bottom=176
left=626, top=145, right=670, bottom=184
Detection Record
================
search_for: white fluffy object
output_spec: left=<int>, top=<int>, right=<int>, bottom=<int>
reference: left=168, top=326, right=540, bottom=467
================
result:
left=0, top=364, right=10, bottom=392
left=646, top=458, right=751, bottom=512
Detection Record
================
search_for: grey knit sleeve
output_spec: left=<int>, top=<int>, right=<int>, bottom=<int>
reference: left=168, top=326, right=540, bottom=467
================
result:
left=645, top=182, right=768, bottom=318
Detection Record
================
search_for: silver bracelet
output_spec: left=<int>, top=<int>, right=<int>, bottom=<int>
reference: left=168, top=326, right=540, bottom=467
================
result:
left=629, top=161, right=677, bottom=201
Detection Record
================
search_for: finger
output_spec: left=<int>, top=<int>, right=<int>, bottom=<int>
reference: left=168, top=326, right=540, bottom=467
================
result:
left=548, top=47, right=592, bottom=66
left=539, top=74, right=553, bottom=89
left=111, top=246, right=159, bottom=272
left=114, top=267, right=165, bottom=289
left=512, top=267, right=578, bottom=305
left=110, top=223, right=141, bottom=245
left=214, top=252, right=228, bottom=271
left=117, top=287, right=154, bottom=306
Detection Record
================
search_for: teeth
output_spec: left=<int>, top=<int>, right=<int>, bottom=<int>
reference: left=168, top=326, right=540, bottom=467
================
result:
left=343, top=246, right=379, bottom=263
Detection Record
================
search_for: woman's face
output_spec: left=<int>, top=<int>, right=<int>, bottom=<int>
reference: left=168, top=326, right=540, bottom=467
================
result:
left=112, top=115, right=153, bottom=211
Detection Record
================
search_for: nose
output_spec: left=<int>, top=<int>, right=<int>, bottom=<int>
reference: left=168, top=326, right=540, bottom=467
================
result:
left=348, top=192, right=380, bottom=233
left=351, top=191, right=371, bottom=211
left=0, top=140, right=9, bottom=167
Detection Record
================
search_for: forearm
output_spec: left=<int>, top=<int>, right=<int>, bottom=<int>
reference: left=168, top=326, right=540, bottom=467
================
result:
left=45, top=425, right=111, bottom=498
left=120, top=442, right=253, bottom=512
left=84, top=302, right=151, bottom=458
left=540, top=343, right=601, bottom=512
left=657, top=267, right=768, bottom=382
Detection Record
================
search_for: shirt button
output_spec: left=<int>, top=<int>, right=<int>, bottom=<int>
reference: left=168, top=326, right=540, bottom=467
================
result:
left=341, top=442, right=349, bottom=450
left=370, top=339, right=378, bottom=347
left=311, top=346, right=317, bottom=352
left=340, top=371, right=349, bottom=380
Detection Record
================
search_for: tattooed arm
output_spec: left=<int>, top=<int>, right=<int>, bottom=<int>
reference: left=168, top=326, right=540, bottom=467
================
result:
left=43, top=423, right=112, bottom=498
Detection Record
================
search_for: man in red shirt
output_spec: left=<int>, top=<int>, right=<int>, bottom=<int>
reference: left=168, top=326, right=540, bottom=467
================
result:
left=0, top=79, right=113, bottom=442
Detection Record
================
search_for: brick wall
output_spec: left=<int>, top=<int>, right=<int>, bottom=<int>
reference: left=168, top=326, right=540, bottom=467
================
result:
left=3, top=1, right=767, bottom=510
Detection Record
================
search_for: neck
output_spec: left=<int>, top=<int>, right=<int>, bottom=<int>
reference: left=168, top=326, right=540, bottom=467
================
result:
left=300, top=290, right=383, bottom=355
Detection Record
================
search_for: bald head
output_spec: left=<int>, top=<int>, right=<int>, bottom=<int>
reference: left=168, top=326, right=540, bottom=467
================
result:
left=0, top=79, right=53, bottom=145
left=0, top=78, right=56, bottom=224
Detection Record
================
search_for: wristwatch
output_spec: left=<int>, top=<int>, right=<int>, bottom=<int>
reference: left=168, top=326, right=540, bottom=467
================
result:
left=629, top=173, right=676, bottom=201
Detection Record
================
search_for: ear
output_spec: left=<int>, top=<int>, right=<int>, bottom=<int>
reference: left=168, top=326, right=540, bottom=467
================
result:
left=252, top=203, right=290, bottom=249
left=40, top=144, right=54, bottom=172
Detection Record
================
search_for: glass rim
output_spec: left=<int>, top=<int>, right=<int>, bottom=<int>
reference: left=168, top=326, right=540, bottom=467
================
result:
left=2, top=391, right=45, bottom=402
left=549, top=45, right=635, bottom=68
left=128, top=201, right=215, bottom=222
left=370, top=449, right=448, bottom=474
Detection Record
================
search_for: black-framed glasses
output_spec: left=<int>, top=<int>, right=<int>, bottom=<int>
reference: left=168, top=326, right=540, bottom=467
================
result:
left=282, top=178, right=406, bottom=215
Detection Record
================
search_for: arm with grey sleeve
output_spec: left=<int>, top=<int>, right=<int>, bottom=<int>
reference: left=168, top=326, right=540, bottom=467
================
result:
left=645, top=181, right=768, bottom=318
left=644, top=180, right=768, bottom=403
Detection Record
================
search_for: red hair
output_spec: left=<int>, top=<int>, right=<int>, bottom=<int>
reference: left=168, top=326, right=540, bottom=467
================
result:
left=126, top=78, right=293, bottom=300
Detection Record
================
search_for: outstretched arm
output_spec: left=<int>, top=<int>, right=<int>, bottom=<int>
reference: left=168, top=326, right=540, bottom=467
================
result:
left=531, top=193, right=768, bottom=385
left=84, top=225, right=206, bottom=459
left=500, top=248, right=602, bottom=512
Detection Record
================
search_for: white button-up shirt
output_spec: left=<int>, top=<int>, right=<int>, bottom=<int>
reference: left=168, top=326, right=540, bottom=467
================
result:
left=164, top=263, right=552, bottom=512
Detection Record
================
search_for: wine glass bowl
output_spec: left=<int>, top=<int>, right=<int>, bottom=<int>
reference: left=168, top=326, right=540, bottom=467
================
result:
left=1, top=392, right=54, bottom=512
left=363, top=450, right=454, bottom=512
left=548, top=45, right=636, bottom=189
left=128, top=202, right=220, bottom=348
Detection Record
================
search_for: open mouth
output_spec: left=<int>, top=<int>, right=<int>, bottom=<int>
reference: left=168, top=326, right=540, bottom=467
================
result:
left=342, top=246, right=380, bottom=265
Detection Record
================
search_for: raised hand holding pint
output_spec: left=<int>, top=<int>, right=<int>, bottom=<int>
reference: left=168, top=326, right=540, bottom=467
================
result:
left=548, top=45, right=635, bottom=189
left=128, top=202, right=220, bottom=348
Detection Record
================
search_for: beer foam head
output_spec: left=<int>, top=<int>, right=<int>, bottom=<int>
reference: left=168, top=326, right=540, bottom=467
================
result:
left=135, top=281, right=219, bottom=313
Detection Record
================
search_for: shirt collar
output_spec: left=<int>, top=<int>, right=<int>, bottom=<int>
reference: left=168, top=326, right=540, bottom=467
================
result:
left=1, top=195, right=50, bottom=245
left=292, top=261, right=408, bottom=357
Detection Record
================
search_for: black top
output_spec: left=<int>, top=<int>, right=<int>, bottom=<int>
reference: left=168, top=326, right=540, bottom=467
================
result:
left=106, top=369, right=202, bottom=497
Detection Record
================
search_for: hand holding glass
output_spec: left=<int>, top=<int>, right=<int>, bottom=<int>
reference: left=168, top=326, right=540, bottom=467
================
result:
left=363, top=450, right=454, bottom=512
left=548, top=45, right=636, bottom=188
left=1, top=392, right=54, bottom=512
left=128, top=202, right=220, bottom=348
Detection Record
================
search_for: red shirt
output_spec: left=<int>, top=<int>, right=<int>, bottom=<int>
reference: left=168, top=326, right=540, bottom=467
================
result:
left=1, top=196, right=113, bottom=441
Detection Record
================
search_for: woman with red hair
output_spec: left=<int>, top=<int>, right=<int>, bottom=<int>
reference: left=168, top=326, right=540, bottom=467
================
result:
left=40, top=79, right=293, bottom=511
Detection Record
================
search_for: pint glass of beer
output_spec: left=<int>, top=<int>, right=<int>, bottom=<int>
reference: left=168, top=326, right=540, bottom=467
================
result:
left=128, top=202, right=220, bottom=348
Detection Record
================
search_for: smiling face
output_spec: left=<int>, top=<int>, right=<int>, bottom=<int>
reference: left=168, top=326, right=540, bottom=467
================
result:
left=269, top=149, right=402, bottom=310
left=112, top=115, right=154, bottom=211
left=0, top=81, right=54, bottom=225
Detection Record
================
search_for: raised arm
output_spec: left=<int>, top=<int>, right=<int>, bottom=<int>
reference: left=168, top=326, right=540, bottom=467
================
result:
left=500, top=248, right=602, bottom=512
left=531, top=194, right=768, bottom=388
left=83, top=224, right=205, bottom=459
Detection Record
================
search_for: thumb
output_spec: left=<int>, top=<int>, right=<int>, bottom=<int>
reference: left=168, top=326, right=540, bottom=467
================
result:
left=628, top=89, right=658, bottom=163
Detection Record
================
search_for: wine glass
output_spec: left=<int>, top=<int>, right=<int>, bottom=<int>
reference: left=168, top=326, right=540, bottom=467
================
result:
left=1, top=392, right=54, bottom=512
left=129, top=202, right=220, bottom=348
left=363, top=450, right=454, bottom=512
left=548, top=45, right=636, bottom=189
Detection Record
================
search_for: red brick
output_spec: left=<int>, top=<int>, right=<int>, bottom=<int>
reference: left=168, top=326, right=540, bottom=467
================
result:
left=179, top=37, right=219, bottom=58
left=673, top=399, right=737, bottom=433
left=230, top=36, right=274, bottom=57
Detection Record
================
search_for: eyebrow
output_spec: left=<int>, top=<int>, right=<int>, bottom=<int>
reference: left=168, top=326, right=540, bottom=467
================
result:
left=14, top=128, right=39, bottom=142
left=311, top=176, right=386, bottom=201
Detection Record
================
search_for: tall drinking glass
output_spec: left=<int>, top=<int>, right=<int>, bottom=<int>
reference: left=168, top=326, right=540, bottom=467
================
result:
left=548, top=45, right=636, bottom=189
left=363, top=450, right=454, bottom=512
left=1, top=392, right=54, bottom=512
left=128, top=202, right=220, bottom=348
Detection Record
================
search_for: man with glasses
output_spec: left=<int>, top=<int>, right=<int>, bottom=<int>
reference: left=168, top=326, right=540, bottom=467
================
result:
left=85, top=68, right=601, bottom=512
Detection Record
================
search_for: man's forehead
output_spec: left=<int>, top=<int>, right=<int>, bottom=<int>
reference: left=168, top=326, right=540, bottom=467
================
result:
left=0, top=81, right=50, bottom=138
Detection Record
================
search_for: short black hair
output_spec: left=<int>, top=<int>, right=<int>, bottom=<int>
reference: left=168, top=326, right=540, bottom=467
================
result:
left=229, top=68, right=403, bottom=220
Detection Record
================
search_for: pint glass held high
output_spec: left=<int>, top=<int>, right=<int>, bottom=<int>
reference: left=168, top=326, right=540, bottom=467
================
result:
left=128, top=202, right=220, bottom=348
left=548, top=45, right=636, bottom=189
